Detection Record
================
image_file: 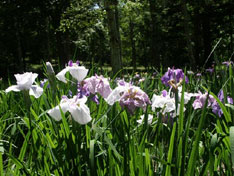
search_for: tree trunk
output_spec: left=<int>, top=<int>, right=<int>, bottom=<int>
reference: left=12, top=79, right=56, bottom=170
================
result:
left=202, top=12, right=212, bottom=67
left=148, top=0, right=160, bottom=68
left=56, top=32, right=70, bottom=68
left=15, top=19, right=24, bottom=72
left=104, top=0, right=122, bottom=75
left=201, top=2, right=212, bottom=67
left=129, top=19, right=136, bottom=71
left=181, top=1, right=196, bottom=67
left=230, top=14, right=233, bottom=57
left=46, top=17, right=51, bottom=62
left=193, top=7, right=203, bottom=66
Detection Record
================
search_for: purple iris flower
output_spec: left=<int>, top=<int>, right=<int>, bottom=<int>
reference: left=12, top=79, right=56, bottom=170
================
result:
left=162, top=90, right=167, bottom=97
left=222, top=61, right=233, bottom=67
left=161, top=67, right=188, bottom=87
left=40, top=79, right=50, bottom=88
left=211, top=90, right=233, bottom=117
left=77, top=82, right=101, bottom=104
left=67, top=60, right=80, bottom=67
left=68, top=60, right=73, bottom=67
left=77, top=82, right=90, bottom=98
left=206, top=68, right=214, bottom=73
left=228, top=97, right=233, bottom=104
left=83, top=75, right=112, bottom=99
left=192, top=92, right=215, bottom=110
left=119, top=87, right=151, bottom=114
left=106, top=83, right=150, bottom=114
left=91, top=95, right=99, bottom=104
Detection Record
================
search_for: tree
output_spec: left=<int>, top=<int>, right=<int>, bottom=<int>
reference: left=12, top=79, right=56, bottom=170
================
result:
left=104, top=0, right=122, bottom=74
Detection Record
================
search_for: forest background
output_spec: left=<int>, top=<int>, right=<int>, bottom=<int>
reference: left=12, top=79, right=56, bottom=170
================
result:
left=0, top=0, right=233, bottom=77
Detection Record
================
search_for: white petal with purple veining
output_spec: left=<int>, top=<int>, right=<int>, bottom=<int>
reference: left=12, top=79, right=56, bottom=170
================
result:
left=105, top=86, right=127, bottom=105
left=29, top=85, right=43, bottom=98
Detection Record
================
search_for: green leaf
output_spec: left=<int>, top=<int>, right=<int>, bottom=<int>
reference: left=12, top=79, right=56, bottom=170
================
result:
left=177, top=76, right=185, bottom=175
left=89, top=139, right=95, bottom=175
left=165, top=122, right=177, bottom=176
left=0, top=151, right=3, bottom=176
left=186, top=94, right=208, bottom=175
left=230, top=126, right=234, bottom=168
left=60, top=106, right=70, bottom=139
left=46, top=133, right=56, bottom=148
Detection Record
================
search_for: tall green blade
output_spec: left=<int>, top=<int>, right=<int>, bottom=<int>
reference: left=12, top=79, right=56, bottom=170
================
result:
left=165, top=122, right=177, bottom=176
left=186, top=94, right=208, bottom=175
left=230, top=126, right=234, bottom=169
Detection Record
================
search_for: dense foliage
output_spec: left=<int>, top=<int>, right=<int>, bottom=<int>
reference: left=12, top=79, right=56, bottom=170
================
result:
left=1, top=60, right=234, bottom=175
left=0, top=0, right=233, bottom=76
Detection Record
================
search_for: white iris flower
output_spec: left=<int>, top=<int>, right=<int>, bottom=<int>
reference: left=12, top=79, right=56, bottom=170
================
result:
left=137, top=114, right=153, bottom=124
left=5, top=72, right=43, bottom=98
left=56, top=62, right=88, bottom=83
left=48, top=96, right=91, bottom=125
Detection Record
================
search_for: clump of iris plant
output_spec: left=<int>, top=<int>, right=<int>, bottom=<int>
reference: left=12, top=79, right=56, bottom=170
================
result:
left=106, top=81, right=150, bottom=114
left=56, top=60, right=88, bottom=83
left=5, top=72, right=43, bottom=98
left=161, top=67, right=188, bottom=88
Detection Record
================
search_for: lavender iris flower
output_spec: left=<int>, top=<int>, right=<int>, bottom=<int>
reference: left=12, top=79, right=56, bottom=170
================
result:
left=106, top=83, right=150, bottom=114
left=211, top=90, right=233, bottom=117
left=83, top=75, right=112, bottom=99
left=222, top=61, right=233, bottom=67
left=77, top=82, right=99, bottom=104
left=77, top=82, right=90, bottom=98
left=192, top=92, right=215, bottom=110
left=161, top=90, right=167, bottom=97
left=161, top=67, right=188, bottom=87
left=91, top=95, right=99, bottom=104
left=119, top=87, right=150, bottom=114
left=206, top=68, right=214, bottom=73
left=40, top=79, right=50, bottom=88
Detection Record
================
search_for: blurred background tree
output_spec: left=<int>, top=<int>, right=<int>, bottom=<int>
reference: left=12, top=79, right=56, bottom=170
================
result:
left=0, top=0, right=233, bottom=77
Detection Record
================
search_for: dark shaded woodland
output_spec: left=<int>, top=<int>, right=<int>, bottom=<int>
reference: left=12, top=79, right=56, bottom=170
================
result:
left=0, top=0, right=233, bottom=77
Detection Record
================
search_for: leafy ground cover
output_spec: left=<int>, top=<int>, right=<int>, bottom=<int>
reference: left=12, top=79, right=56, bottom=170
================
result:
left=1, top=60, right=234, bottom=175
